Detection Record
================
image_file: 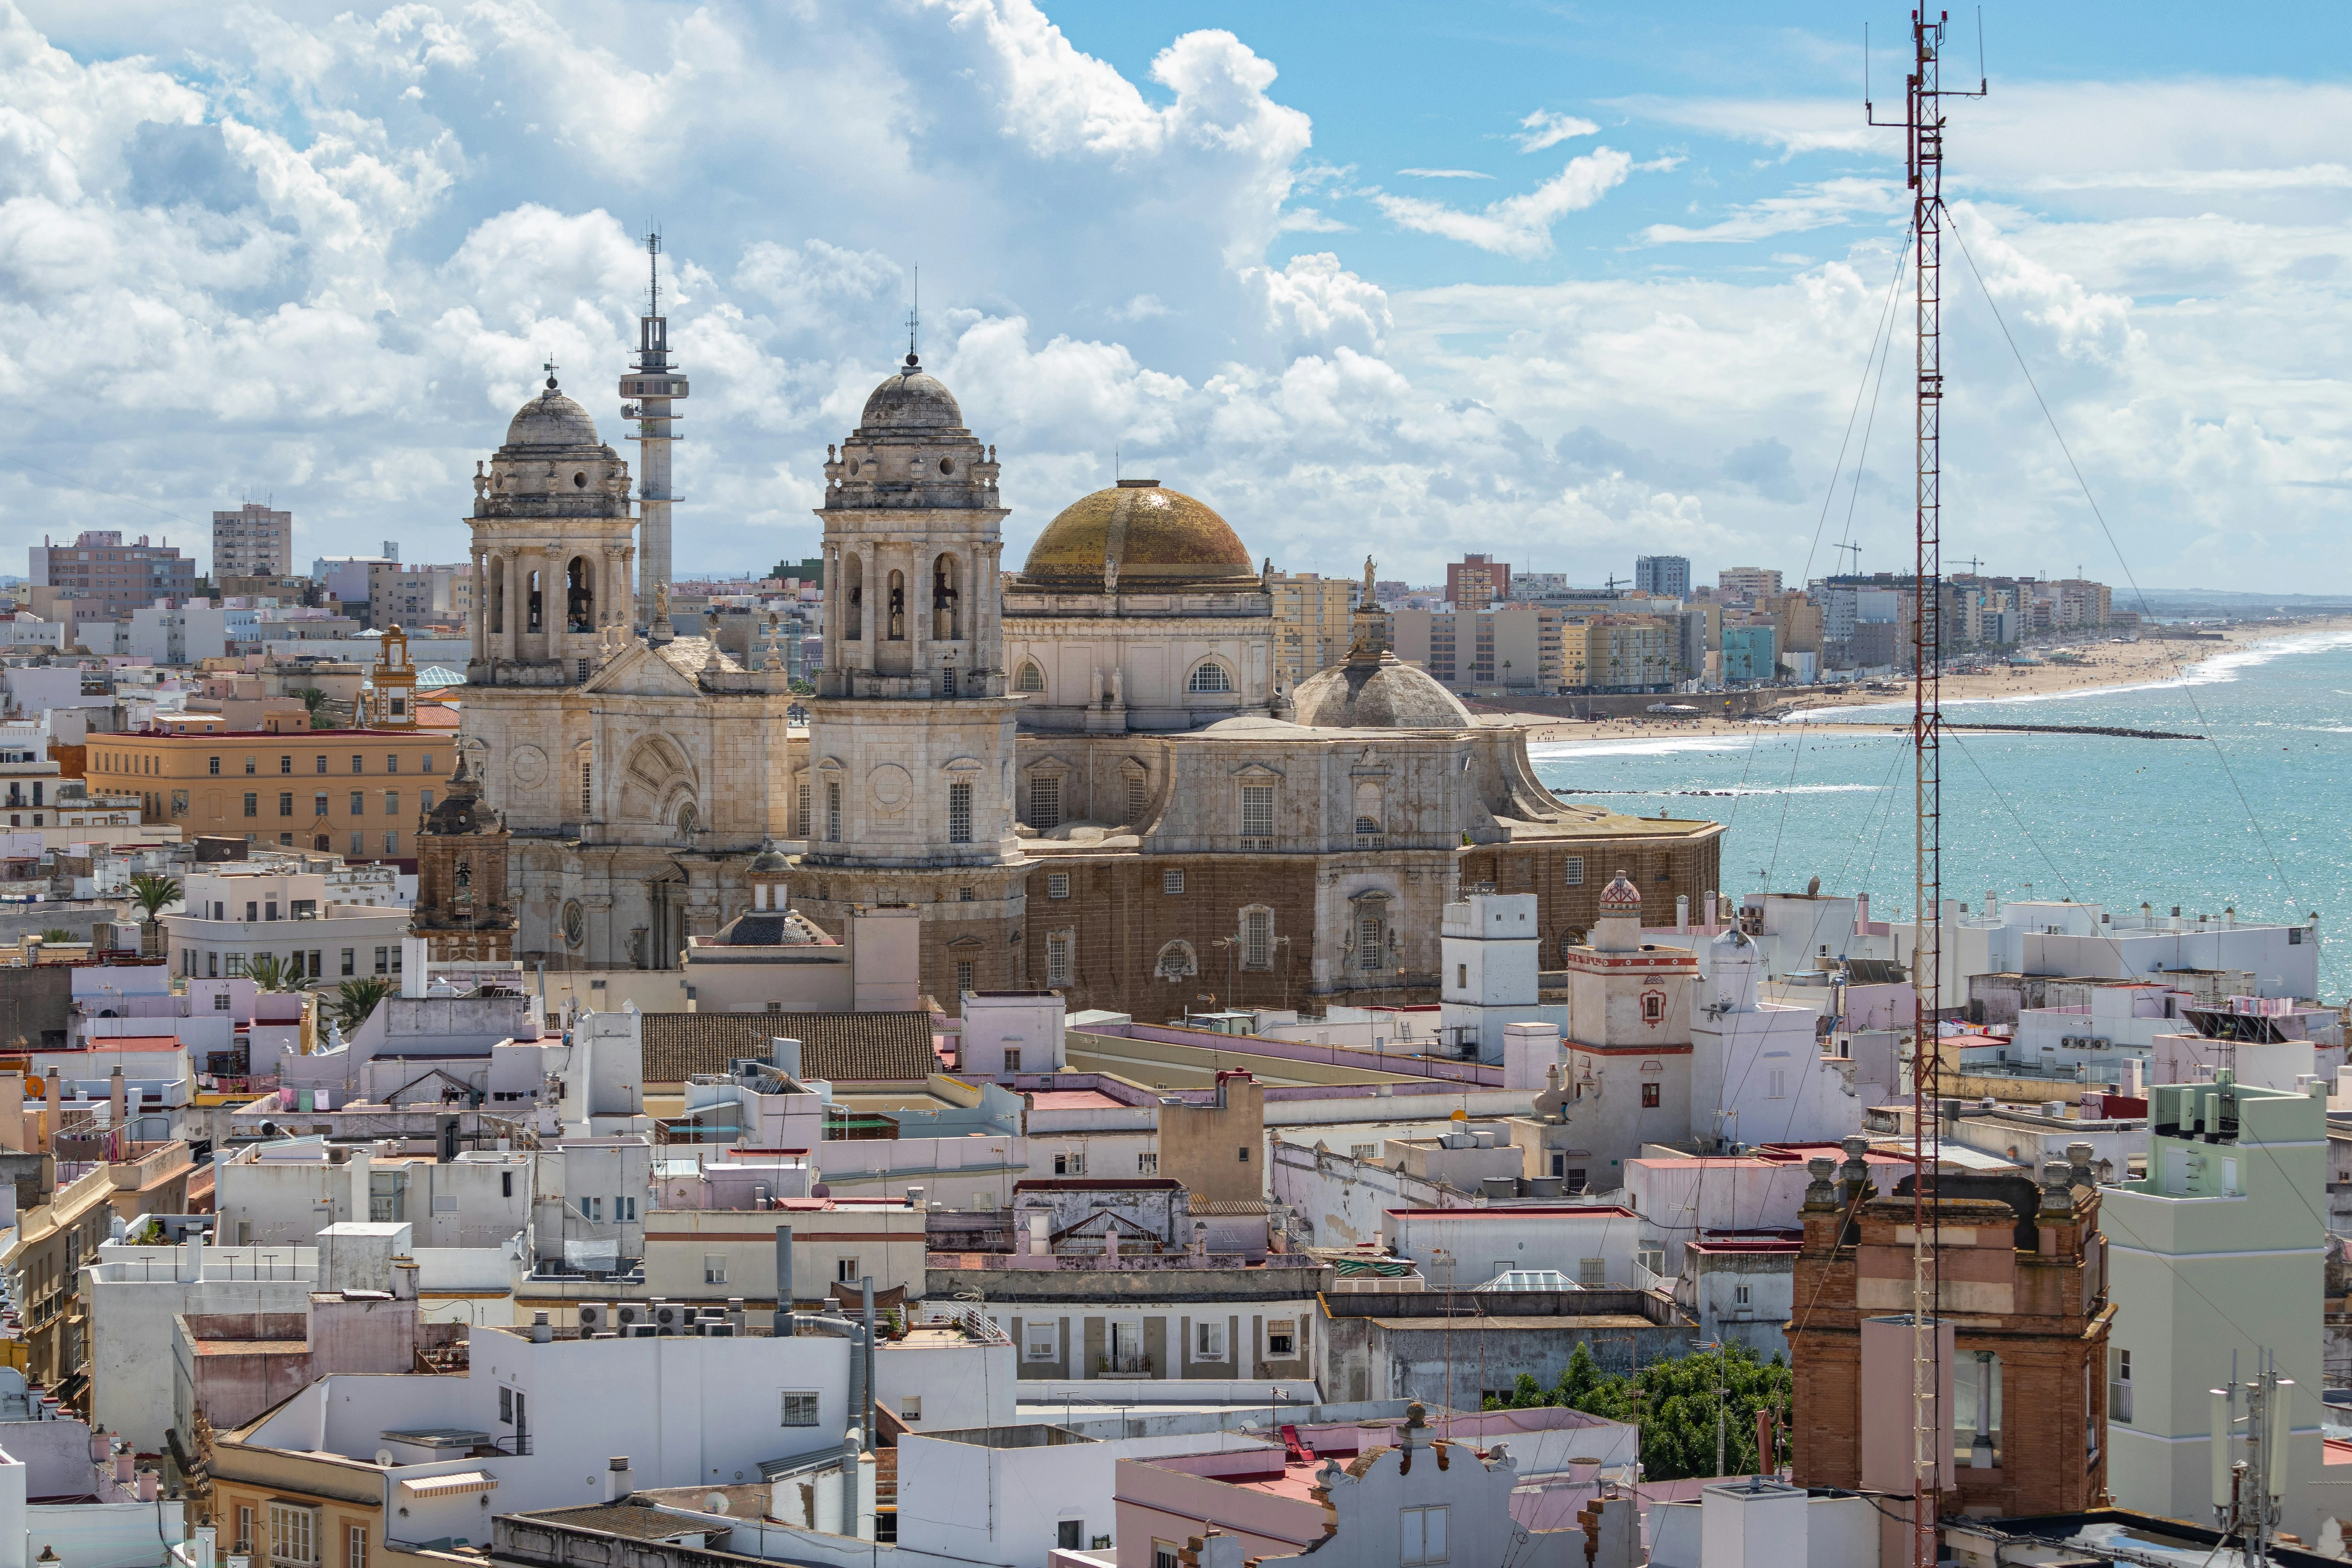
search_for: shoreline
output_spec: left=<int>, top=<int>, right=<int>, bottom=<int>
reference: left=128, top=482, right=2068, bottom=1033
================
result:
left=1508, top=618, right=2352, bottom=747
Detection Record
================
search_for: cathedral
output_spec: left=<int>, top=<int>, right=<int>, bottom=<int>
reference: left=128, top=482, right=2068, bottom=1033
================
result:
left=428, top=349, right=1725, bottom=1018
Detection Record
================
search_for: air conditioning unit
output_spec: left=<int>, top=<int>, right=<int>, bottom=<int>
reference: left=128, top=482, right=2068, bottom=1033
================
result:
left=576, top=1303, right=607, bottom=1334
left=630, top=1322, right=660, bottom=1338
left=705, top=1323, right=736, bottom=1338
left=613, top=1303, right=646, bottom=1331
left=652, top=1301, right=683, bottom=1333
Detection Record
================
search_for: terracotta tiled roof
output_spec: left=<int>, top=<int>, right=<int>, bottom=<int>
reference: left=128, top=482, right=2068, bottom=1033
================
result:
left=640, top=1011, right=936, bottom=1085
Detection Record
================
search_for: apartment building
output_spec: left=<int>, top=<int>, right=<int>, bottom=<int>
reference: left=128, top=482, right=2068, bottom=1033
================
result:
left=1634, top=555, right=1690, bottom=598
left=1566, top=614, right=1679, bottom=692
left=163, top=864, right=414, bottom=983
left=1266, top=571, right=1356, bottom=687
left=1716, top=566, right=1782, bottom=602
left=212, top=504, right=294, bottom=578
left=1445, top=553, right=1509, bottom=610
left=82, top=729, right=450, bottom=857
left=28, top=532, right=197, bottom=619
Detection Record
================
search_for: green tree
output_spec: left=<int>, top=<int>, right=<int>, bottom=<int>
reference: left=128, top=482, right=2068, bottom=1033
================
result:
left=327, top=976, right=394, bottom=1033
left=1483, top=1341, right=1791, bottom=1481
left=36, top=928, right=77, bottom=944
left=127, top=871, right=183, bottom=920
left=245, top=953, right=304, bottom=993
left=294, top=687, right=334, bottom=728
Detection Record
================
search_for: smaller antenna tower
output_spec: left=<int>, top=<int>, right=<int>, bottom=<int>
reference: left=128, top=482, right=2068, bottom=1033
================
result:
left=907, top=265, right=920, bottom=361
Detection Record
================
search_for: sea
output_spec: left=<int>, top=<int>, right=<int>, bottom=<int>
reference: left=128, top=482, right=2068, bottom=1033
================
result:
left=1526, top=629, right=2352, bottom=1000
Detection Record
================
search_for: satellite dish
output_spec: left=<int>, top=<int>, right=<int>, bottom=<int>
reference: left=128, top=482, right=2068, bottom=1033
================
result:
left=702, top=1494, right=728, bottom=1515
left=375, top=1450, right=394, bottom=1468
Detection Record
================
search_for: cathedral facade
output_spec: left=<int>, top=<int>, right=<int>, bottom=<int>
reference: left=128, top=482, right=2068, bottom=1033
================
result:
left=451, top=358, right=1722, bottom=1018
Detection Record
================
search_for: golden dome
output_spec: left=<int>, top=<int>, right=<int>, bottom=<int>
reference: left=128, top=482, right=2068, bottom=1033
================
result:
left=1019, top=480, right=1256, bottom=590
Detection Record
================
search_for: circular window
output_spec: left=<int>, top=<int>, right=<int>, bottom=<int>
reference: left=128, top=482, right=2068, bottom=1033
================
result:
left=562, top=899, right=585, bottom=947
left=939, top=457, right=954, bottom=474
left=573, top=471, right=588, bottom=488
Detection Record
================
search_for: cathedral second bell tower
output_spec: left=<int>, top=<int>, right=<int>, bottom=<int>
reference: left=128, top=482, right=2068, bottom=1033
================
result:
left=798, top=351, right=1026, bottom=1003
left=465, top=369, right=637, bottom=688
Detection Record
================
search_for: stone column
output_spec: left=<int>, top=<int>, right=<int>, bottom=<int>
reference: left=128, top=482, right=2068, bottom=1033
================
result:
left=470, top=550, right=489, bottom=658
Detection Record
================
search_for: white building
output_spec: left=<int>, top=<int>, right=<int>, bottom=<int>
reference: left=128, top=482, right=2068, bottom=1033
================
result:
left=1378, top=1203, right=1642, bottom=1289
left=1437, top=893, right=1562, bottom=1064
left=2102, top=1074, right=2332, bottom=1542
left=164, top=866, right=412, bottom=985
left=1689, top=927, right=1869, bottom=1150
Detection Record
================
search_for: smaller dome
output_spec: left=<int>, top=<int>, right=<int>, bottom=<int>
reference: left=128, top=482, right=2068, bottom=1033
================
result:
left=860, top=354, right=965, bottom=431
left=1599, top=870, right=1642, bottom=911
left=747, top=838, right=791, bottom=874
left=1291, top=654, right=1474, bottom=730
left=505, top=377, right=601, bottom=448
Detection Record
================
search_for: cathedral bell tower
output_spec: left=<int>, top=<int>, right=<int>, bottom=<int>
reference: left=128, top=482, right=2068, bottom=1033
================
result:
left=799, top=350, right=1025, bottom=1007
left=465, top=367, right=637, bottom=688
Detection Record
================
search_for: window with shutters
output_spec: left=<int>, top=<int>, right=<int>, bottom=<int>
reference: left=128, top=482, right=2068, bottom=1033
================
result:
left=1126, top=773, right=1147, bottom=822
left=1563, top=857, right=1586, bottom=887
left=1046, top=931, right=1072, bottom=986
left=1047, top=872, right=1069, bottom=898
left=2110, top=1348, right=2132, bottom=1424
left=1030, top=775, right=1062, bottom=830
left=581, top=761, right=593, bottom=818
left=826, top=782, right=842, bottom=840
left=704, top=1254, right=727, bottom=1285
left=948, top=781, right=973, bottom=843
left=956, top=960, right=975, bottom=993
left=1578, top=1258, right=1606, bottom=1287
left=1239, top=783, right=1274, bottom=838
left=797, top=782, right=810, bottom=837
left=1163, top=869, right=1184, bottom=895
left=243, top=792, right=258, bottom=817
left=1241, top=906, right=1273, bottom=969
left=1357, top=913, right=1384, bottom=969
left=269, top=1502, right=319, bottom=1567
left=348, top=1525, right=368, bottom=1568
left=1195, top=1320, right=1227, bottom=1360
left=1400, top=1506, right=1448, bottom=1567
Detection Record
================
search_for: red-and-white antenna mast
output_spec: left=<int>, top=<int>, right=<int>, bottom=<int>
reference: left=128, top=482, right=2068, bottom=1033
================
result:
left=1867, top=11, right=1982, bottom=1566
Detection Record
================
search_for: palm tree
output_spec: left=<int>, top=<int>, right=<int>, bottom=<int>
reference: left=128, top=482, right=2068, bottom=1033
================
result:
left=36, top=928, right=76, bottom=944
left=128, top=872, right=181, bottom=920
left=327, top=976, right=394, bottom=1034
left=245, top=953, right=303, bottom=993
left=294, top=687, right=333, bottom=728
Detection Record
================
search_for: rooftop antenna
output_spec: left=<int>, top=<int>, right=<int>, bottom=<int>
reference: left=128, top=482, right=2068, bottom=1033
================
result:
left=907, top=265, right=919, bottom=363
left=1868, top=11, right=1984, bottom=1566
left=647, top=225, right=662, bottom=317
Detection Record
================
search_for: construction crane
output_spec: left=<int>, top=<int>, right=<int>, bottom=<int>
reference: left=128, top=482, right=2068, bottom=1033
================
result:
left=1831, top=541, right=1864, bottom=576
left=1868, top=11, right=1983, bottom=1565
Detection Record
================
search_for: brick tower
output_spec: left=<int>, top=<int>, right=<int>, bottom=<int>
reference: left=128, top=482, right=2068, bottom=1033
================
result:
left=1786, top=1138, right=2112, bottom=1538
left=409, top=754, right=516, bottom=961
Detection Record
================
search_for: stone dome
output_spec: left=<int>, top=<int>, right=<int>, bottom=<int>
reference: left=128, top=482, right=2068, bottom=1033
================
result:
left=504, top=377, right=602, bottom=448
left=860, top=354, right=965, bottom=431
left=1290, top=653, right=1475, bottom=730
left=746, top=838, right=791, bottom=874
left=1021, top=480, right=1256, bottom=589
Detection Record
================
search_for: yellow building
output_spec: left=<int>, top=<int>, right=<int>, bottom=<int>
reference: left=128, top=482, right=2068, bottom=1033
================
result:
left=1267, top=571, right=1357, bottom=687
left=1567, top=615, right=1680, bottom=693
left=83, top=729, right=451, bottom=858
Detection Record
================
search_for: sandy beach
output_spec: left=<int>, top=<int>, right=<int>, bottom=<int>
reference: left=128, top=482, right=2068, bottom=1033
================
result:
left=1506, top=619, right=2352, bottom=744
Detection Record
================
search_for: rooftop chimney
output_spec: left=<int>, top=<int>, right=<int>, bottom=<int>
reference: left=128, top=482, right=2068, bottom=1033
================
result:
left=604, top=1458, right=632, bottom=1504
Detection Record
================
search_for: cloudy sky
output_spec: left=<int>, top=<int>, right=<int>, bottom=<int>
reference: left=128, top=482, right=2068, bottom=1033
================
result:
left=7, top=0, right=2351, bottom=593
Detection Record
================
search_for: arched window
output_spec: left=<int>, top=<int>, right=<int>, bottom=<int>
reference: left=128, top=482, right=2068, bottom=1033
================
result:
left=932, top=553, right=963, bottom=641
left=1353, top=780, right=1383, bottom=837
left=886, top=570, right=907, bottom=641
left=1154, top=940, right=1198, bottom=982
left=565, top=555, right=595, bottom=633
left=1015, top=661, right=1046, bottom=693
left=843, top=554, right=864, bottom=641
left=526, top=568, right=544, bottom=634
left=488, top=556, right=506, bottom=636
left=1187, top=660, right=1234, bottom=694
left=675, top=800, right=700, bottom=840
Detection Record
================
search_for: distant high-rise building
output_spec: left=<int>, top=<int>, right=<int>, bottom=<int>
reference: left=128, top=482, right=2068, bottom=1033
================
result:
left=1445, top=553, right=1510, bottom=610
left=212, top=503, right=293, bottom=579
left=29, top=530, right=196, bottom=618
left=1717, top=566, right=1782, bottom=601
left=1633, top=555, right=1690, bottom=599
left=1267, top=571, right=1358, bottom=687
